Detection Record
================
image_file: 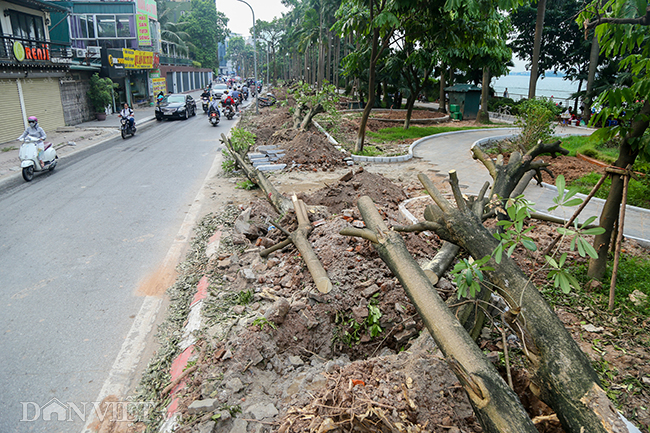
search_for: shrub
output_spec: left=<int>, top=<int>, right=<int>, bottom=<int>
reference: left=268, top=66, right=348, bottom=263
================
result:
left=514, top=98, right=559, bottom=150
left=87, top=73, right=116, bottom=112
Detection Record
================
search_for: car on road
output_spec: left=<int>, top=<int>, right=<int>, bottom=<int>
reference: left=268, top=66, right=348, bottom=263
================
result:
left=211, top=84, right=229, bottom=99
left=155, top=94, right=197, bottom=120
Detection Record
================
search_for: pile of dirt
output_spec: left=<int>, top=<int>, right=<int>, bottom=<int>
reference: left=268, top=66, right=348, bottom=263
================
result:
left=300, top=167, right=408, bottom=214
left=275, top=130, right=351, bottom=171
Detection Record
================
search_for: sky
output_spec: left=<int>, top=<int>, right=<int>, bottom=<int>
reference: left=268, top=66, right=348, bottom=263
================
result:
left=216, top=0, right=290, bottom=37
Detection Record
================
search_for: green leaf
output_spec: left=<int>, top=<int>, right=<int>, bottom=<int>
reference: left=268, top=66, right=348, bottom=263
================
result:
left=580, top=238, right=600, bottom=259
left=564, top=198, right=584, bottom=207
left=494, top=243, right=504, bottom=263
left=507, top=243, right=517, bottom=258
left=522, top=238, right=537, bottom=251
left=582, top=227, right=606, bottom=236
left=556, top=175, right=566, bottom=194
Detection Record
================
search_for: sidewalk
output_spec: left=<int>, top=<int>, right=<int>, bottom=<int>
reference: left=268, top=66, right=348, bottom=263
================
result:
left=412, top=127, right=650, bottom=246
left=0, top=90, right=202, bottom=184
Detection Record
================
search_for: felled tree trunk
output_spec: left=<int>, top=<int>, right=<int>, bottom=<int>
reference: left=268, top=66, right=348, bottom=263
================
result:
left=299, top=103, right=325, bottom=131
left=221, top=134, right=332, bottom=294
left=263, top=196, right=332, bottom=293
left=471, top=140, right=568, bottom=202
left=221, top=133, right=293, bottom=214
left=409, top=172, right=631, bottom=433
left=341, top=196, right=538, bottom=433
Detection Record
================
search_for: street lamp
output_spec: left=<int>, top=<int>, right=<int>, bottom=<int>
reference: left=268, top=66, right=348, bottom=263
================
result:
left=235, top=0, right=259, bottom=114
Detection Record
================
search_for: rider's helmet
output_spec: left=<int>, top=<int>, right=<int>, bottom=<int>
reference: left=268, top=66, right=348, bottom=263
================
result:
left=28, top=116, right=38, bottom=125
left=224, top=90, right=229, bottom=94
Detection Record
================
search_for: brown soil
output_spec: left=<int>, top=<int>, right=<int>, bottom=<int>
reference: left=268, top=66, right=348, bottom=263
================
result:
left=153, top=88, right=650, bottom=433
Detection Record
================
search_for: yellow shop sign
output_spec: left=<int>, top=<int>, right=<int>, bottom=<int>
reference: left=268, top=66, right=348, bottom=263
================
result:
left=112, top=49, right=156, bottom=69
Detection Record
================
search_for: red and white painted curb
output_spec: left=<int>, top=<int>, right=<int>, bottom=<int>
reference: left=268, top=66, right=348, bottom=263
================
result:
left=159, top=230, right=222, bottom=432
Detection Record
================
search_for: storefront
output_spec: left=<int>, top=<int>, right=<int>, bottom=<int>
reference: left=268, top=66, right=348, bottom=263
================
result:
left=0, top=0, right=72, bottom=144
left=101, top=47, right=159, bottom=106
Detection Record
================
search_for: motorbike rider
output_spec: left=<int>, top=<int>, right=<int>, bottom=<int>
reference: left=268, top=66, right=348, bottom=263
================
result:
left=231, top=88, right=241, bottom=110
left=18, top=116, right=47, bottom=168
left=201, top=87, right=211, bottom=99
left=156, top=91, right=165, bottom=105
left=120, top=103, right=135, bottom=129
left=208, top=96, right=221, bottom=118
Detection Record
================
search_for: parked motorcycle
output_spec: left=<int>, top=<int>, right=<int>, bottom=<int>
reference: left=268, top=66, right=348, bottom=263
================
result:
left=209, top=108, right=220, bottom=127
left=201, top=96, right=210, bottom=113
left=18, top=135, right=57, bottom=182
left=259, top=93, right=277, bottom=108
left=120, top=116, right=136, bottom=139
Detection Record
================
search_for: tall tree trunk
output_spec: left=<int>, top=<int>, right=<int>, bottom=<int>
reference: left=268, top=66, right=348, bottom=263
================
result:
left=304, top=50, right=308, bottom=82
left=326, top=30, right=331, bottom=84
left=403, top=95, right=416, bottom=130
left=584, top=33, right=599, bottom=121
left=574, top=79, right=583, bottom=113
left=478, top=66, right=490, bottom=123
left=355, top=26, right=379, bottom=153
left=439, top=69, right=447, bottom=113
left=380, top=80, right=386, bottom=107
left=528, top=0, right=547, bottom=99
left=335, top=35, right=340, bottom=88
left=588, top=100, right=650, bottom=279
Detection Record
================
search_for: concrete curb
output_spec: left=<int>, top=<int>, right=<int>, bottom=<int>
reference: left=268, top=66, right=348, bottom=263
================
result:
left=159, top=230, right=222, bottom=433
left=158, top=111, right=244, bottom=432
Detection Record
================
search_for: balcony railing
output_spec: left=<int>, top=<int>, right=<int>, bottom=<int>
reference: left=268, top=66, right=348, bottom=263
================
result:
left=1, top=34, right=72, bottom=65
left=158, top=55, right=192, bottom=66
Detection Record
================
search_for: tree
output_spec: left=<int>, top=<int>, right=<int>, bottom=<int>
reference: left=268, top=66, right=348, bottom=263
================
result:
left=226, top=36, right=254, bottom=77
left=256, top=18, right=284, bottom=85
left=577, top=0, right=650, bottom=280
left=334, top=0, right=398, bottom=153
left=183, top=0, right=229, bottom=69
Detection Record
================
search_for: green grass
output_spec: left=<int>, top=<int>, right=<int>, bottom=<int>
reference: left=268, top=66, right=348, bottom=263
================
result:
left=568, top=254, right=650, bottom=317
left=560, top=135, right=619, bottom=163
left=366, top=125, right=493, bottom=143
left=570, top=173, right=650, bottom=209
left=355, top=145, right=382, bottom=157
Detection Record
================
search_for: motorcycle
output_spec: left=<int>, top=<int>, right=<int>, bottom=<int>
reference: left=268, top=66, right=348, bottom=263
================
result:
left=259, top=93, right=277, bottom=108
left=242, top=88, right=249, bottom=100
left=201, top=96, right=210, bottom=113
left=18, top=135, right=57, bottom=182
left=120, top=116, right=136, bottom=139
left=208, top=108, right=220, bottom=127
left=222, top=103, right=235, bottom=120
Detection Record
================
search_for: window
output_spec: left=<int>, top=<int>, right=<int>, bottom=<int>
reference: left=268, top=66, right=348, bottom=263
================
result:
left=78, top=15, right=96, bottom=39
left=96, top=15, right=116, bottom=38
left=116, top=15, right=131, bottom=38
left=9, top=10, right=45, bottom=41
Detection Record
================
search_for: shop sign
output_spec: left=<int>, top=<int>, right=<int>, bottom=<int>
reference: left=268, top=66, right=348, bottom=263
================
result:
left=152, top=77, right=166, bottom=94
left=136, top=14, right=151, bottom=46
left=136, top=0, right=157, bottom=20
left=12, top=41, right=51, bottom=62
left=110, top=49, right=156, bottom=69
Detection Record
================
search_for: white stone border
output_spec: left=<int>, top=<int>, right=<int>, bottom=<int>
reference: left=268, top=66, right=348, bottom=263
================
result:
left=314, top=122, right=516, bottom=164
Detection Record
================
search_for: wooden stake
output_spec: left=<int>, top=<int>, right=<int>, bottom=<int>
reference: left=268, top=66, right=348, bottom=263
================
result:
left=608, top=167, right=630, bottom=310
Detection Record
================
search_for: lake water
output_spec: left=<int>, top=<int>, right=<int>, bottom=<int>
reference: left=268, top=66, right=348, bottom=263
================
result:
left=491, top=74, right=582, bottom=106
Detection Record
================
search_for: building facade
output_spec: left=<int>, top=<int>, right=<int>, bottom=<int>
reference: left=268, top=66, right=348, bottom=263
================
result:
left=0, top=0, right=72, bottom=144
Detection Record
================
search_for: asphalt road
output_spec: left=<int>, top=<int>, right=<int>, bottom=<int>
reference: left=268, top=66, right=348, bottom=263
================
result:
left=0, top=105, right=238, bottom=432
